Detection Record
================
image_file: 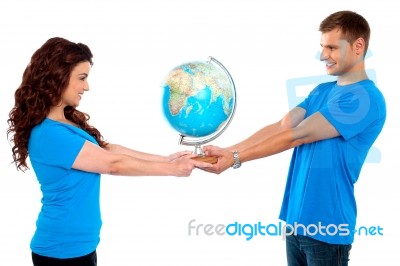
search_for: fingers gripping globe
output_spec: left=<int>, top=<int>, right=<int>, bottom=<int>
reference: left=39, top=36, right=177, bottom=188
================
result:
left=161, top=57, right=236, bottom=162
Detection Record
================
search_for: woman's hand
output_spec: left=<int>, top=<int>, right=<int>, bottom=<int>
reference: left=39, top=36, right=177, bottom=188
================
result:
left=166, top=150, right=193, bottom=162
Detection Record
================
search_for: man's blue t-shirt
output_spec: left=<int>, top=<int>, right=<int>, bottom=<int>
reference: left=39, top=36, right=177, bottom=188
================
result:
left=28, top=118, right=102, bottom=258
left=279, top=79, right=386, bottom=245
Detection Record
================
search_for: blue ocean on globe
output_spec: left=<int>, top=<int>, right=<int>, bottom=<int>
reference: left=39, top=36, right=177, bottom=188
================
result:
left=162, top=60, right=235, bottom=139
left=162, top=85, right=231, bottom=137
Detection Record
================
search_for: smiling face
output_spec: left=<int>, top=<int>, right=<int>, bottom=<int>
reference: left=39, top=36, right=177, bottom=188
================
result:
left=320, top=28, right=364, bottom=77
left=61, top=61, right=91, bottom=108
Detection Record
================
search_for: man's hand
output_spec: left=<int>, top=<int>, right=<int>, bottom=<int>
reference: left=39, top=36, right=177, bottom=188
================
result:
left=200, top=145, right=234, bottom=174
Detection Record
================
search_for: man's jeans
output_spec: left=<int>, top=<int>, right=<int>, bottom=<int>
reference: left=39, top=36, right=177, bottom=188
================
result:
left=286, top=233, right=351, bottom=266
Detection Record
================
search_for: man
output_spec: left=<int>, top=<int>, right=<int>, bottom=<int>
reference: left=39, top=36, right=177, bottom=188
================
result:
left=202, top=10, right=386, bottom=265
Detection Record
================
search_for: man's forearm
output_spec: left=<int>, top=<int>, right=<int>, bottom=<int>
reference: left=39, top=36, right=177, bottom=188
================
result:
left=239, top=128, right=303, bottom=163
left=229, top=121, right=285, bottom=152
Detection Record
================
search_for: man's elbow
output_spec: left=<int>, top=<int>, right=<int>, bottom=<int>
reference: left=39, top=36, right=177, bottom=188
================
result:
left=290, top=127, right=316, bottom=147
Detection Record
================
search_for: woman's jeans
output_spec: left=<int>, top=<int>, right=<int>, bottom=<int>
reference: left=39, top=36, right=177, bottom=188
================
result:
left=32, top=250, right=97, bottom=266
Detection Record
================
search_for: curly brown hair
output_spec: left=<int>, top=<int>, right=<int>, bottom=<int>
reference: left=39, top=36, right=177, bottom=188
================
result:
left=7, top=37, right=107, bottom=171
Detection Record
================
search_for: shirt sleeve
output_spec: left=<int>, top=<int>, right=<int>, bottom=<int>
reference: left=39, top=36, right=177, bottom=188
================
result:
left=38, top=124, right=86, bottom=169
left=296, top=83, right=323, bottom=111
left=319, top=84, right=384, bottom=140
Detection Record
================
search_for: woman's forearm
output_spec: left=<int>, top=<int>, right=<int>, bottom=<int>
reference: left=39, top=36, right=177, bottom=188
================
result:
left=104, top=143, right=167, bottom=162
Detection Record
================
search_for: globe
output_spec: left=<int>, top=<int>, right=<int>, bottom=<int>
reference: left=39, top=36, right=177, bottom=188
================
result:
left=161, top=57, right=236, bottom=151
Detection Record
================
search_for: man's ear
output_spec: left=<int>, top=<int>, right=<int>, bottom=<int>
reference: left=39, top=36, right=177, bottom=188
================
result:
left=353, top=37, right=366, bottom=56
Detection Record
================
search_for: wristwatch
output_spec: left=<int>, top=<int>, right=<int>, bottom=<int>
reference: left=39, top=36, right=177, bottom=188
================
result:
left=232, top=150, right=241, bottom=169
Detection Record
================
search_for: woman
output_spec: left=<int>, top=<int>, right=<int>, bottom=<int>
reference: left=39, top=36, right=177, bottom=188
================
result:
left=7, top=37, right=210, bottom=266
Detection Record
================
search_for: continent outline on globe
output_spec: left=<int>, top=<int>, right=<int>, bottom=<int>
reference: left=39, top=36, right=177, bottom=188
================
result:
left=162, top=59, right=235, bottom=139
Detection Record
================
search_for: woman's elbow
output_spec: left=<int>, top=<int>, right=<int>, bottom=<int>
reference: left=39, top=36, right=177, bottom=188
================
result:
left=100, top=156, right=124, bottom=175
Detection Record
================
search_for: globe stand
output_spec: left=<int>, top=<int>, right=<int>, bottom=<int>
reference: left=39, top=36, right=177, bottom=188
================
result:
left=192, top=144, right=218, bottom=164
left=177, top=135, right=218, bottom=164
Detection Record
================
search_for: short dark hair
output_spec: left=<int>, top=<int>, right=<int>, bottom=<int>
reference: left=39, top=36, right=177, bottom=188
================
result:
left=319, top=11, right=370, bottom=56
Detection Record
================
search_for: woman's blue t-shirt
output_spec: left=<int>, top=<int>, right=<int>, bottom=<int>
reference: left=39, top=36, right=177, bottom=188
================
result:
left=28, top=118, right=102, bottom=258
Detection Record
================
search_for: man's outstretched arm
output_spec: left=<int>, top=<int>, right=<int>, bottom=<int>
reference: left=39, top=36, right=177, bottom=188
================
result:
left=202, top=107, right=339, bottom=174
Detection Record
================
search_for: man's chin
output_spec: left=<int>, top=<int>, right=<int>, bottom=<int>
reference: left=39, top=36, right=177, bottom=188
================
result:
left=326, top=70, right=340, bottom=76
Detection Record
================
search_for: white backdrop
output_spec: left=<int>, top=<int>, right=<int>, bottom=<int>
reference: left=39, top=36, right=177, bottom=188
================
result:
left=1, top=0, right=399, bottom=265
